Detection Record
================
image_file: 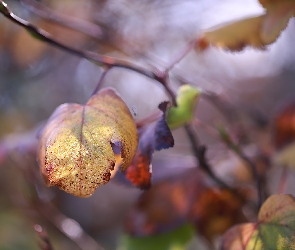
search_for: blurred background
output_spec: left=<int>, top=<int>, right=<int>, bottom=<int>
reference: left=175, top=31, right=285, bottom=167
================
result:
left=1, top=0, right=295, bottom=249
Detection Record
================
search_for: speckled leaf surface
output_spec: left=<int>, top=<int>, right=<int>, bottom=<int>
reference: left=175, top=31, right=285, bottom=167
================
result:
left=38, top=88, right=138, bottom=198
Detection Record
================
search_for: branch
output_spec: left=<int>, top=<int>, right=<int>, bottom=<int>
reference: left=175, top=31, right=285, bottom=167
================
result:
left=193, top=118, right=263, bottom=210
left=184, top=123, right=234, bottom=191
left=164, top=40, right=195, bottom=73
left=91, top=66, right=112, bottom=96
left=34, top=224, right=55, bottom=250
left=0, top=1, right=176, bottom=105
left=217, top=124, right=263, bottom=209
left=36, top=202, right=105, bottom=250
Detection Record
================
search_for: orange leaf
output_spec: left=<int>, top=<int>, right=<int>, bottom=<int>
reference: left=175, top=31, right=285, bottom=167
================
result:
left=198, top=15, right=265, bottom=51
left=197, top=0, right=295, bottom=52
left=38, top=88, right=138, bottom=198
left=273, top=101, right=295, bottom=150
left=124, top=102, right=174, bottom=189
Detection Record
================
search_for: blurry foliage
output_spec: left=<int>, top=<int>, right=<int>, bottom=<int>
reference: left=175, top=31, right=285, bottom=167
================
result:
left=221, top=194, right=295, bottom=250
left=0, top=0, right=295, bottom=250
left=119, top=223, right=196, bottom=250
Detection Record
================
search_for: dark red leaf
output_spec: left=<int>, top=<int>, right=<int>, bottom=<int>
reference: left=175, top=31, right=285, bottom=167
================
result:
left=124, top=102, right=174, bottom=189
left=273, top=101, right=295, bottom=149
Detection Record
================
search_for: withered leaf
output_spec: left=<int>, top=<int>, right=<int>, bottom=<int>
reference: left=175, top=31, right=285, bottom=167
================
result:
left=273, top=101, right=295, bottom=150
left=38, top=87, right=138, bottom=198
left=125, top=168, right=245, bottom=239
left=221, top=194, right=295, bottom=250
left=198, top=15, right=265, bottom=51
left=124, top=102, right=174, bottom=189
left=197, top=0, right=295, bottom=52
left=260, top=1, right=295, bottom=44
left=273, top=101, right=295, bottom=168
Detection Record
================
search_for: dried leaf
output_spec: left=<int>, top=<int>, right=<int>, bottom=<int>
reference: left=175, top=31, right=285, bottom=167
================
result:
left=125, top=102, right=174, bottom=189
left=260, top=1, right=295, bottom=44
left=197, top=0, right=295, bottom=52
left=221, top=194, right=295, bottom=250
left=125, top=168, right=245, bottom=239
left=198, top=15, right=265, bottom=51
left=273, top=101, right=295, bottom=168
left=167, top=85, right=201, bottom=130
left=273, top=101, right=295, bottom=149
left=38, top=87, right=138, bottom=198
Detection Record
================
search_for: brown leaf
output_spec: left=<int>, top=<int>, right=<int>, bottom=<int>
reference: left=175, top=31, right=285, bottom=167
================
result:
left=124, top=102, right=174, bottom=189
left=273, top=101, right=295, bottom=150
left=272, top=101, right=295, bottom=168
left=38, top=87, right=138, bottom=198
left=197, top=0, right=295, bottom=52
left=125, top=168, right=245, bottom=239
left=260, top=1, right=295, bottom=44
left=198, top=15, right=265, bottom=51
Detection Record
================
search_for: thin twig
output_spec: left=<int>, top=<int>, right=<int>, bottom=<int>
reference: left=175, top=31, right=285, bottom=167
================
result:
left=193, top=118, right=263, bottom=209
left=34, top=224, right=55, bottom=250
left=0, top=1, right=176, bottom=105
left=91, top=66, right=112, bottom=96
left=164, top=40, right=195, bottom=73
left=277, top=165, right=288, bottom=194
left=36, top=201, right=105, bottom=250
left=184, top=123, right=233, bottom=190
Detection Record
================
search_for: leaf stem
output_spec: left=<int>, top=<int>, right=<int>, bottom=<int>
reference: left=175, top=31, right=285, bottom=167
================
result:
left=277, top=165, right=288, bottom=194
left=34, top=224, right=55, bottom=250
left=164, top=40, right=195, bottom=73
left=91, top=66, right=112, bottom=96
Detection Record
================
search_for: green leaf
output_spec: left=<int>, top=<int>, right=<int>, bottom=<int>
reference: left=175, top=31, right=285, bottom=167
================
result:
left=221, top=194, right=295, bottom=250
left=119, top=224, right=195, bottom=250
left=167, top=85, right=201, bottom=130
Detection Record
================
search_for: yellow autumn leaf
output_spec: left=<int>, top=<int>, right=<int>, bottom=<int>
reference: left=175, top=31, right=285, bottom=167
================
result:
left=38, top=87, right=138, bottom=198
left=260, top=1, right=295, bottom=44
left=199, top=15, right=265, bottom=51
left=197, top=0, right=295, bottom=52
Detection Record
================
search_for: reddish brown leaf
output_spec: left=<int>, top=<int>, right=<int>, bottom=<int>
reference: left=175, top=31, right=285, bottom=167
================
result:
left=273, top=101, right=295, bottom=150
left=125, top=168, right=245, bottom=239
left=124, top=102, right=174, bottom=189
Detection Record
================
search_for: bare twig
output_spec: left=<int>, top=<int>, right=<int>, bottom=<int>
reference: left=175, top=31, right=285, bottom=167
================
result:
left=217, top=124, right=263, bottom=209
left=91, top=66, right=112, bottom=96
left=36, top=202, right=105, bottom=250
left=20, top=0, right=103, bottom=39
left=164, top=40, right=195, bottom=73
left=0, top=1, right=176, bottom=105
left=277, top=165, right=288, bottom=194
left=184, top=123, right=233, bottom=190
left=34, top=224, right=55, bottom=250
left=193, top=118, right=263, bottom=209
